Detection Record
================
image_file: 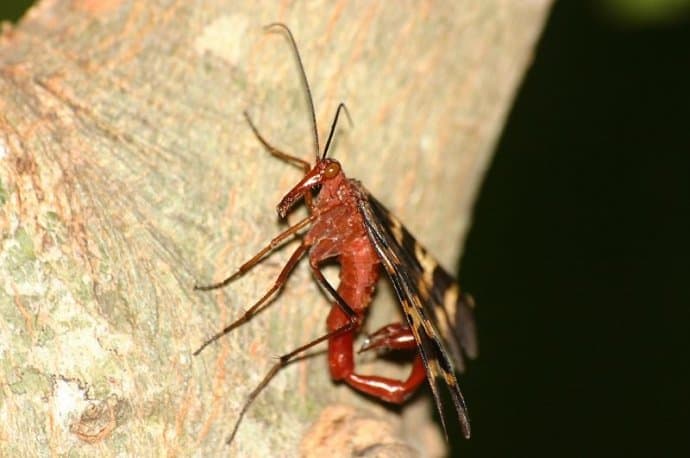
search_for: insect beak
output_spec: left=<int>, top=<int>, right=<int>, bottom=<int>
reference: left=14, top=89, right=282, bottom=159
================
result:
left=277, top=167, right=323, bottom=219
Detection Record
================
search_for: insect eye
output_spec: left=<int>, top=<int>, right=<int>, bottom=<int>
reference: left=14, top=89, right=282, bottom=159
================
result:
left=323, top=162, right=341, bottom=178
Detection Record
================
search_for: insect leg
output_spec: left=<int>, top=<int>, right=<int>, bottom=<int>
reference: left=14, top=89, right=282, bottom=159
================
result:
left=244, top=111, right=315, bottom=210
left=243, top=111, right=311, bottom=173
left=194, top=213, right=315, bottom=291
left=223, top=265, right=360, bottom=444
left=193, top=242, right=309, bottom=356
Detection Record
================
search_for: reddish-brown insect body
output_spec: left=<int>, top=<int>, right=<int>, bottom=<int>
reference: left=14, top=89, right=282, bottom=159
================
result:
left=194, top=23, right=476, bottom=445
left=278, top=158, right=428, bottom=403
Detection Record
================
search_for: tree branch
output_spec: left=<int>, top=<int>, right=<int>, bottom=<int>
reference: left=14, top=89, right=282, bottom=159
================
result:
left=0, top=1, right=551, bottom=455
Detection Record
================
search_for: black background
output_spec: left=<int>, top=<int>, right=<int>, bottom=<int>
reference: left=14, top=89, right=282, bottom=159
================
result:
left=455, top=2, right=689, bottom=457
left=2, top=2, right=688, bottom=457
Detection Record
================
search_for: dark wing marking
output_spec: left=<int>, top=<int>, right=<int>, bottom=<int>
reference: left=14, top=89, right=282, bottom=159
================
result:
left=354, top=184, right=473, bottom=439
left=362, top=189, right=478, bottom=369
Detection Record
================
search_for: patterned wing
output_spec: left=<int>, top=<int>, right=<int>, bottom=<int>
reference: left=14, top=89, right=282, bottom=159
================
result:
left=363, top=190, right=478, bottom=369
left=355, top=185, right=476, bottom=439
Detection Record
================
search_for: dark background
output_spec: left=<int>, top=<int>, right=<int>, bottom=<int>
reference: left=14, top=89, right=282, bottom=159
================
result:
left=2, top=1, right=688, bottom=457
left=455, top=2, right=689, bottom=457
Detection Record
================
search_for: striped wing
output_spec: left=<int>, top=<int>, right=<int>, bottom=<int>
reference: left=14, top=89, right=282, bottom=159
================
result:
left=355, top=185, right=477, bottom=439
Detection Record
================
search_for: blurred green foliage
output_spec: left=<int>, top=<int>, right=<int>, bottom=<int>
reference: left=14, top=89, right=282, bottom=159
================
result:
left=598, top=0, right=690, bottom=25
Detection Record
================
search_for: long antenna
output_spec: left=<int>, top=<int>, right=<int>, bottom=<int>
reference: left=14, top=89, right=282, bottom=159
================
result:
left=264, top=23, right=320, bottom=162
left=322, top=102, right=353, bottom=160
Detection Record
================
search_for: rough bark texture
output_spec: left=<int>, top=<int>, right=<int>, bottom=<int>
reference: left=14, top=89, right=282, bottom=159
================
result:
left=0, top=1, right=551, bottom=456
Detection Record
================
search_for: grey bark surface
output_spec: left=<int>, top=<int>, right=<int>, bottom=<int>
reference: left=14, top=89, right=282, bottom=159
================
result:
left=0, top=1, right=551, bottom=456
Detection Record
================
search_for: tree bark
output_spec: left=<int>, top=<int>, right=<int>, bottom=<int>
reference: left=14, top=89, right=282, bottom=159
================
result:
left=0, top=1, right=551, bottom=456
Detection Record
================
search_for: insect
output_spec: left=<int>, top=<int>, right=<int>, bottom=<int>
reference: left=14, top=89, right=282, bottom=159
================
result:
left=194, top=23, right=478, bottom=444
